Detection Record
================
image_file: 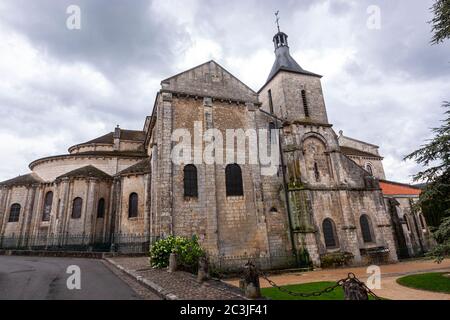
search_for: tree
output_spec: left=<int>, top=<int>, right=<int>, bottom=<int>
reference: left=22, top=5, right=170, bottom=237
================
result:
left=430, top=0, right=450, bottom=45
left=404, top=103, right=450, bottom=261
left=427, top=217, right=450, bottom=263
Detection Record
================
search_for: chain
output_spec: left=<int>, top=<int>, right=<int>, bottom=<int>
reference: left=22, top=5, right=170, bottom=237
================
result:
left=258, top=269, right=345, bottom=298
left=258, top=269, right=381, bottom=300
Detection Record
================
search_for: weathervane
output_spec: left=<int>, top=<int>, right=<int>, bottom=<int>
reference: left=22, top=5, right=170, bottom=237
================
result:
left=275, top=10, right=280, bottom=32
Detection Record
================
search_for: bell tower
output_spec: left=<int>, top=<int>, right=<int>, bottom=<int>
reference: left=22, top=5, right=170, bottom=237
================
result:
left=259, top=19, right=329, bottom=125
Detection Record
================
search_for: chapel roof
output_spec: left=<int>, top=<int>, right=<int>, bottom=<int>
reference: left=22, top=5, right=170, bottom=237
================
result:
left=379, top=180, right=422, bottom=196
left=118, top=158, right=151, bottom=176
left=56, top=165, right=112, bottom=180
left=82, top=130, right=145, bottom=145
left=0, top=173, right=43, bottom=187
left=340, top=146, right=383, bottom=159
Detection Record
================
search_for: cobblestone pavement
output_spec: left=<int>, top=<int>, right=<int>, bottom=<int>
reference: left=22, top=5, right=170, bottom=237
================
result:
left=108, top=257, right=245, bottom=300
left=226, top=258, right=450, bottom=300
left=101, top=260, right=161, bottom=300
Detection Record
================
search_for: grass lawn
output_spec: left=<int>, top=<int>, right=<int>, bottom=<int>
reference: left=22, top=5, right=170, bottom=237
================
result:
left=396, top=272, right=450, bottom=294
left=261, top=281, right=381, bottom=300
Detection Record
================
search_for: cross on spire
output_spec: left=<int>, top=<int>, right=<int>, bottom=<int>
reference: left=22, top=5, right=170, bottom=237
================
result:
left=275, top=10, right=280, bottom=32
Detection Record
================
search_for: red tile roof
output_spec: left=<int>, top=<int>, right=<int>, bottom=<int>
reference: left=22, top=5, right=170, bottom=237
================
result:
left=379, top=180, right=422, bottom=196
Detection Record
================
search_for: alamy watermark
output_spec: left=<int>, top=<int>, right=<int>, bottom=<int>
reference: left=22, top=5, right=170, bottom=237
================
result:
left=171, top=121, right=281, bottom=176
left=66, top=265, right=81, bottom=290
left=66, top=5, right=81, bottom=30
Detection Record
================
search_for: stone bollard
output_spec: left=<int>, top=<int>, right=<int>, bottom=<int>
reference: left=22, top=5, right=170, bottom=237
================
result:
left=197, top=256, right=209, bottom=283
left=168, top=252, right=177, bottom=273
left=242, top=261, right=261, bottom=299
left=342, top=278, right=369, bottom=300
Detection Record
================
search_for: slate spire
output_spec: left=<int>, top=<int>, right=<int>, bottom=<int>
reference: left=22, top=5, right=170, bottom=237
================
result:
left=266, top=20, right=321, bottom=83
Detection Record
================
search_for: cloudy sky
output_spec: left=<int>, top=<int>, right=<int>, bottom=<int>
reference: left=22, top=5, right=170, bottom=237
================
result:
left=0, top=0, right=448, bottom=183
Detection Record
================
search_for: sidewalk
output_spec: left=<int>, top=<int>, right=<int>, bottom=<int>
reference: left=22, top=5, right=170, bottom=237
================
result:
left=225, top=259, right=450, bottom=300
left=105, top=257, right=246, bottom=300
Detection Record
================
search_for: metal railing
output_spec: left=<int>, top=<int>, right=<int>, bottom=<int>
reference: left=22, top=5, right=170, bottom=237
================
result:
left=0, top=233, right=159, bottom=254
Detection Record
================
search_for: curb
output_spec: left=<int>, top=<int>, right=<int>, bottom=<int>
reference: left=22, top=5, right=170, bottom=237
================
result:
left=103, top=258, right=179, bottom=300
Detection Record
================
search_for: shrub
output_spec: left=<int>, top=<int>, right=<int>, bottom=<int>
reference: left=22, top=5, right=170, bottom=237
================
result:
left=320, top=252, right=354, bottom=268
left=149, top=235, right=206, bottom=272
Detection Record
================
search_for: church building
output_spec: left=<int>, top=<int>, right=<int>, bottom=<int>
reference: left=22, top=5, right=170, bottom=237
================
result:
left=0, top=26, right=432, bottom=267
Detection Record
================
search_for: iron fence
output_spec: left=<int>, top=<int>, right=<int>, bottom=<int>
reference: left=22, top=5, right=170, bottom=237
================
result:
left=0, top=233, right=159, bottom=254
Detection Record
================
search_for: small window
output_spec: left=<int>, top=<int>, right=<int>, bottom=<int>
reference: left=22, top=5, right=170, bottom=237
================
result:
left=226, top=164, right=244, bottom=197
left=42, top=191, right=53, bottom=221
left=71, top=198, right=83, bottom=219
left=323, top=218, right=338, bottom=249
left=184, top=165, right=198, bottom=198
left=301, top=90, right=309, bottom=118
left=8, top=203, right=21, bottom=222
left=268, top=90, right=274, bottom=114
left=270, top=207, right=278, bottom=213
left=97, top=198, right=105, bottom=218
left=268, top=122, right=276, bottom=144
left=360, top=215, right=373, bottom=243
left=128, top=193, right=138, bottom=218
left=314, top=162, right=320, bottom=181
left=366, top=163, right=373, bottom=175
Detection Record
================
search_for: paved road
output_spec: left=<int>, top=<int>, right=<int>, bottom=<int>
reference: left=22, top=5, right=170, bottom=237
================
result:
left=0, top=256, right=145, bottom=300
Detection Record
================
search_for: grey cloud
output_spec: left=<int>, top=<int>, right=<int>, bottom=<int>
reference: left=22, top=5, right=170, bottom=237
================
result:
left=0, top=0, right=448, bottom=184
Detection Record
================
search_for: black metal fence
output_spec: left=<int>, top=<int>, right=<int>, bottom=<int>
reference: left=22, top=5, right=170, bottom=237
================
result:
left=0, top=233, right=159, bottom=254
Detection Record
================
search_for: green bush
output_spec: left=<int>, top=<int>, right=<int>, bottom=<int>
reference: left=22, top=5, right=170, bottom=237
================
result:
left=320, top=252, right=354, bottom=268
left=149, top=235, right=205, bottom=272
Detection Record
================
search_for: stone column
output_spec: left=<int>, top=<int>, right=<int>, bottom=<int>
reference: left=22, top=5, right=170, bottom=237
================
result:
left=202, top=97, right=220, bottom=255
left=20, top=185, right=37, bottom=246
left=246, top=102, right=270, bottom=256
left=338, top=190, right=362, bottom=263
left=0, top=188, right=12, bottom=237
left=158, top=92, right=174, bottom=237
left=83, top=178, right=97, bottom=244
left=143, top=173, right=151, bottom=237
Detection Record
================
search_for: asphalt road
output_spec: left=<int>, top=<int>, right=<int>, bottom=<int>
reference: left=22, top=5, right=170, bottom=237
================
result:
left=0, top=256, right=143, bottom=300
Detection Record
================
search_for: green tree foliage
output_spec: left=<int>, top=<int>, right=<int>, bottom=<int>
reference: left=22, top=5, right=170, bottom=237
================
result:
left=405, top=103, right=450, bottom=227
left=430, top=0, right=450, bottom=44
left=427, top=217, right=450, bottom=263
left=405, top=103, right=450, bottom=262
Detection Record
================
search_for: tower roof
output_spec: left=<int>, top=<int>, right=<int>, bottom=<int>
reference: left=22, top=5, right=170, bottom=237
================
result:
left=261, top=29, right=321, bottom=91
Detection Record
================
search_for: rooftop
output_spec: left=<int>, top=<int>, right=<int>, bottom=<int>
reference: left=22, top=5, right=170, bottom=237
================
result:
left=379, top=180, right=422, bottom=196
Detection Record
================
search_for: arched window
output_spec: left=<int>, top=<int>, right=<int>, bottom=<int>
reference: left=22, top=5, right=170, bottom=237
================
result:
left=71, top=198, right=82, bottom=219
left=314, top=162, right=320, bottom=181
left=366, top=163, right=373, bottom=176
left=8, top=203, right=21, bottom=222
left=128, top=193, right=138, bottom=218
left=268, top=90, right=274, bottom=114
left=184, top=165, right=198, bottom=198
left=301, top=90, right=309, bottom=118
left=268, top=122, right=276, bottom=143
left=42, top=191, right=53, bottom=221
left=323, top=218, right=338, bottom=249
left=270, top=207, right=278, bottom=213
left=226, top=164, right=244, bottom=197
left=360, top=215, right=373, bottom=243
left=97, top=198, right=105, bottom=218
